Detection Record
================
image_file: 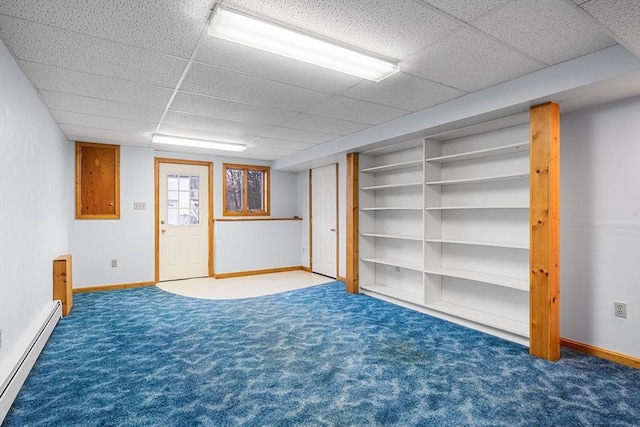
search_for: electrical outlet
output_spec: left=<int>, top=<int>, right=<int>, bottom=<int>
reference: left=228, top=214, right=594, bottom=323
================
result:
left=614, top=301, right=627, bottom=318
left=111, top=259, right=118, bottom=268
left=386, top=265, right=392, bottom=272
left=395, top=266, right=400, bottom=272
left=302, top=246, right=305, bottom=253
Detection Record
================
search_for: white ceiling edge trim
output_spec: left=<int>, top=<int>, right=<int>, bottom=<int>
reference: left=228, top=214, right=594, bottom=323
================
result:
left=273, top=45, right=640, bottom=172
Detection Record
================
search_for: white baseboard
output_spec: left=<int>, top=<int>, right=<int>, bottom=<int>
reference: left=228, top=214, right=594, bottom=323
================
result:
left=0, top=301, right=61, bottom=423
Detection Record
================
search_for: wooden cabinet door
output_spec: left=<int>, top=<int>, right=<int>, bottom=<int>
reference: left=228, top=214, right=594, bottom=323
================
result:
left=75, top=142, right=120, bottom=219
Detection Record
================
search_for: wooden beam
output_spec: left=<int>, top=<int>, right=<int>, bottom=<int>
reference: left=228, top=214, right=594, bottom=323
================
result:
left=346, top=153, right=359, bottom=294
left=529, top=102, right=561, bottom=361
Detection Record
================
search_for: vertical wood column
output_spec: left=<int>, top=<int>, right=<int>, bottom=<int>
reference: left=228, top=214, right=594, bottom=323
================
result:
left=346, top=153, right=359, bottom=294
left=529, top=102, right=560, bottom=360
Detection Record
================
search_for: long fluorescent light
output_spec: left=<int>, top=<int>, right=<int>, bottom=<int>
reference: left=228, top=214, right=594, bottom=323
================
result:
left=152, top=134, right=247, bottom=152
left=208, top=6, right=399, bottom=82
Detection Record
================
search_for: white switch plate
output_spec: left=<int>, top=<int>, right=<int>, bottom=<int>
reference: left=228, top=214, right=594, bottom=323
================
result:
left=133, top=202, right=146, bottom=210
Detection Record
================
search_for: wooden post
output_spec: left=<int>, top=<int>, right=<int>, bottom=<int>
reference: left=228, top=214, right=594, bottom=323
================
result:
left=346, top=153, right=359, bottom=294
left=529, top=102, right=560, bottom=360
left=53, top=255, right=73, bottom=316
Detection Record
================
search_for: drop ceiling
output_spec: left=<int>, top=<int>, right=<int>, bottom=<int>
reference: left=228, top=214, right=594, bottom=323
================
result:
left=0, top=0, right=638, bottom=163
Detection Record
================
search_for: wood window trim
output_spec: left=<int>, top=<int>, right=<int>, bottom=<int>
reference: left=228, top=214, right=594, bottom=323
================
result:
left=75, top=141, right=120, bottom=219
left=222, top=163, right=270, bottom=216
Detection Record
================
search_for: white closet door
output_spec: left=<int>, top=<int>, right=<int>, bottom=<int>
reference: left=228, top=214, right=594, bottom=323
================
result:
left=311, top=164, right=337, bottom=278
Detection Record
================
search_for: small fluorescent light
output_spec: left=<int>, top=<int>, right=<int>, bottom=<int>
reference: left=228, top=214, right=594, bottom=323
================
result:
left=208, top=6, right=399, bottom=82
left=152, top=134, right=247, bottom=152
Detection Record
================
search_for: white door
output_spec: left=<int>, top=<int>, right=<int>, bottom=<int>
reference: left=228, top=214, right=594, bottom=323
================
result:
left=159, top=163, right=209, bottom=281
left=312, top=164, right=337, bottom=278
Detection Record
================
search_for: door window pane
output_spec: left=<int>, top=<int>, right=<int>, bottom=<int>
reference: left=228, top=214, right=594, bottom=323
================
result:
left=167, top=173, right=200, bottom=226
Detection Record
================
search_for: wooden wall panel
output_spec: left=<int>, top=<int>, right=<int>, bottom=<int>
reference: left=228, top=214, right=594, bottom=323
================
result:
left=76, top=142, right=120, bottom=219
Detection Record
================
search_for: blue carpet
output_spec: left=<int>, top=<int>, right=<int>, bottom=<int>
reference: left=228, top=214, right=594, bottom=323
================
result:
left=4, top=282, right=639, bottom=426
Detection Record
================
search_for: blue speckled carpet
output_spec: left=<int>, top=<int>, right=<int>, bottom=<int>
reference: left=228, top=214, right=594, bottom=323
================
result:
left=4, top=281, right=639, bottom=426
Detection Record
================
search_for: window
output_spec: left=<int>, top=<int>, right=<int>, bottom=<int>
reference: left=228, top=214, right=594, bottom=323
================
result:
left=166, top=173, right=200, bottom=225
left=223, top=163, right=270, bottom=216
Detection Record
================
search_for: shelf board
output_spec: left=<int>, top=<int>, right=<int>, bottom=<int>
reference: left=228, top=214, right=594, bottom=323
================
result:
left=425, top=301, right=529, bottom=337
left=360, top=283, right=423, bottom=305
left=424, top=238, right=528, bottom=250
left=426, top=173, right=529, bottom=186
left=361, top=207, right=422, bottom=211
left=425, top=205, right=529, bottom=210
left=361, top=232, right=423, bottom=241
left=361, top=160, right=423, bottom=173
left=424, top=268, right=529, bottom=291
left=360, top=257, right=423, bottom=272
left=425, top=142, right=530, bottom=163
left=361, top=182, right=423, bottom=191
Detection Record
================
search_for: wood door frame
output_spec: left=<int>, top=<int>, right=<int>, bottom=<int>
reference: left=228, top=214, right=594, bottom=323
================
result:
left=154, top=158, right=214, bottom=282
left=309, top=164, right=339, bottom=278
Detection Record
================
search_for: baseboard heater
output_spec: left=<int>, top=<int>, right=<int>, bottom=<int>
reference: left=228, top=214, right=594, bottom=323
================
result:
left=0, top=300, right=61, bottom=423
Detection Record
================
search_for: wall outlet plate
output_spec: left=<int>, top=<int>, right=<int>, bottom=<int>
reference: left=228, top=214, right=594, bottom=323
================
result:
left=111, top=259, right=118, bottom=268
left=614, top=301, right=627, bottom=318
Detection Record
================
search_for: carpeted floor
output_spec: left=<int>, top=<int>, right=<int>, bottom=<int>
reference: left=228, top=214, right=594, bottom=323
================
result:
left=4, top=282, right=639, bottom=426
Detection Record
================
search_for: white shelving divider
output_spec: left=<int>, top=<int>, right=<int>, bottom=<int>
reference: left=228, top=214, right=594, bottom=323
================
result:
left=358, top=139, right=425, bottom=306
left=357, top=123, right=532, bottom=345
left=423, top=124, right=531, bottom=342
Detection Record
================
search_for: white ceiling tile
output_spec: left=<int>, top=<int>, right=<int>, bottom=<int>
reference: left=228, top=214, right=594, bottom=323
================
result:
left=579, top=0, right=640, bottom=57
left=60, top=124, right=151, bottom=145
left=248, top=137, right=317, bottom=151
left=343, top=72, right=465, bottom=111
left=426, top=0, right=512, bottom=23
left=196, top=37, right=361, bottom=94
left=162, top=111, right=273, bottom=137
left=404, top=28, right=544, bottom=92
left=0, top=16, right=187, bottom=88
left=156, top=125, right=254, bottom=144
left=180, top=63, right=331, bottom=111
left=20, top=61, right=173, bottom=108
left=244, top=144, right=300, bottom=158
left=39, top=90, right=165, bottom=123
left=280, top=114, right=370, bottom=136
left=224, top=0, right=461, bottom=59
left=51, top=110, right=157, bottom=133
left=472, top=0, right=616, bottom=65
left=170, top=92, right=298, bottom=126
left=307, top=96, right=410, bottom=125
left=0, top=0, right=211, bottom=58
left=260, top=127, right=337, bottom=144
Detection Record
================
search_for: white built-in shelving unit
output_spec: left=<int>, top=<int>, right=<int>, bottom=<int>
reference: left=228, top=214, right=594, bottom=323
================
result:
left=358, top=122, right=531, bottom=343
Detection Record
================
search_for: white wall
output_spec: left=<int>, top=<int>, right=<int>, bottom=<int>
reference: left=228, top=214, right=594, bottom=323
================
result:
left=338, top=158, right=346, bottom=279
left=70, top=146, right=155, bottom=287
left=0, top=42, right=70, bottom=386
left=561, top=96, right=640, bottom=358
left=297, top=171, right=310, bottom=268
left=70, top=149, right=301, bottom=288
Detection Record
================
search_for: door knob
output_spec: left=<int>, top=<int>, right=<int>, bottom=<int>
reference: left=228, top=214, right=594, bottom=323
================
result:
left=161, top=228, right=167, bottom=233
left=160, top=220, right=166, bottom=225
left=330, top=228, right=336, bottom=232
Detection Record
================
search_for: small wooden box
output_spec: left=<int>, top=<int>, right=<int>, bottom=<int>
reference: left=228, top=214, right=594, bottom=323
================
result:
left=53, top=255, right=73, bottom=316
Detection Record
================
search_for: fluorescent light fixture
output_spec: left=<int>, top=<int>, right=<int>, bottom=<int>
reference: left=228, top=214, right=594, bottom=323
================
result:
left=152, top=134, right=247, bottom=152
left=208, top=6, right=399, bottom=82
